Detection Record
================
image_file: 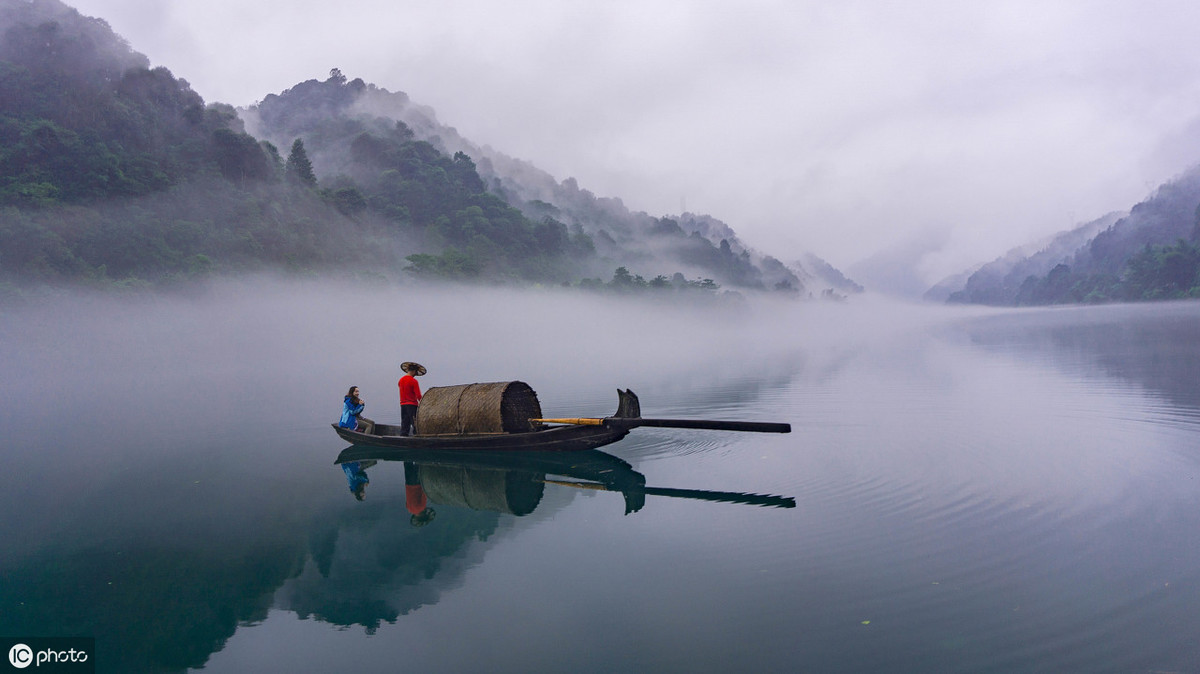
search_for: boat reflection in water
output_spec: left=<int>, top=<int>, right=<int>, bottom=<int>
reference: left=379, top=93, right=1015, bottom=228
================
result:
left=334, top=445, right=795, bottom=520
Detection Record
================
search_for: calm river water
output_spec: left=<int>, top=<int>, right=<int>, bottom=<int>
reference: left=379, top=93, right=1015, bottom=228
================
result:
left=2, top=284, right=1199, bottom=673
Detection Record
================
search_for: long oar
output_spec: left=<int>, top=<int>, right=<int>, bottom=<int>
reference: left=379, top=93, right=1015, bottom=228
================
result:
left=542, top=478, right=796, bottom=508
left=532, top=417, right=791, bottom=433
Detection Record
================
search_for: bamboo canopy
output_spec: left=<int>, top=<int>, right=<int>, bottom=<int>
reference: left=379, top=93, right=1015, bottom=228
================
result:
left=419, top=465, right=545, bottom=515
left=416, top=381, right=543, bottom=436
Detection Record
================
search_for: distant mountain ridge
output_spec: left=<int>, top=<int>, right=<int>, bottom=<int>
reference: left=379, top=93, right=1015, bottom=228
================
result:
left=0, top=0, right=866, bottom=298
left=0, top=0, right=242, bottom=203
left=0, top=0, right=355, bottom=286
left=934, top=212, right=1122, bottom=305
left=0, top=0, right=864, bottom=297
left=242, top=74, right=858, bottom=296
left=938, top=164, right=1200, bottom=305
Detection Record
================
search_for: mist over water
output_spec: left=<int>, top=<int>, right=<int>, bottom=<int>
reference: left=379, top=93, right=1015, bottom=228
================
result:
left=2, top=284, right=1200, bottom=672
left=0, top=279, right=915, bottom=445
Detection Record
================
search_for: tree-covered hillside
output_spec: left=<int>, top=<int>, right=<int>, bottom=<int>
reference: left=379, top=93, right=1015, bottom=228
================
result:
left=941, top=212, right=1121, bottom=305
left=945, top=167, right=1200, bottom=305
left=242, top=71, right=592, bottom=283
left=0, top=0, right=838, bottom=298
left=0, top=0, right=370, bottom=287
left=243, top=72, right=811, bottom=293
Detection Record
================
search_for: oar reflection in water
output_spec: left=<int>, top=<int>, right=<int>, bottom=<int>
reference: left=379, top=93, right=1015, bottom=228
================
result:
left=541, top=478, right=796, bottom=509
left=334, top=446, right=795, bottom=519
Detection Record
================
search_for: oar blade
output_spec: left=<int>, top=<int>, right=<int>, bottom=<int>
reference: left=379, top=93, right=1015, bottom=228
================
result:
left=532, top=417, right=790, bottom=433
left=608, top=418, right=792, bottom=433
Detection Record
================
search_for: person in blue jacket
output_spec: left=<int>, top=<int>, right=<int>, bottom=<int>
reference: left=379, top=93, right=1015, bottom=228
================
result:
left=339, top=386, right=365, bottom=430
left=341, top=460, right=375, bottom=501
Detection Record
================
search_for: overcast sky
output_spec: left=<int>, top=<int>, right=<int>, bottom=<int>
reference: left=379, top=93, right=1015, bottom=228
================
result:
left=66, top=0, right=1200, bottom=283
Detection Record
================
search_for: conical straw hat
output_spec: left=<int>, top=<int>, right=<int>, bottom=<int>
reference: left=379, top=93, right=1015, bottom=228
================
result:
left=401, top=362, right=427, bottom=376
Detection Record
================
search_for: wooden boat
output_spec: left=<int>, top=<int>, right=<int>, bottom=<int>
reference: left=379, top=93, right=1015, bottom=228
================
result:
left=331, top=388, right=639, bottom=451
left=331, top=388, right=790, bottom=451
left=335, top=445, right=644, bottom=490
left=334, top=445, right=796, bottom=512
left=334, top=416, right=631, bottom=451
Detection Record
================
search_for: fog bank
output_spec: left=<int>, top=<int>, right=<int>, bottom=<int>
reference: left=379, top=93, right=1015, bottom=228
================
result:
left=0, top=280, right=986, bottom=450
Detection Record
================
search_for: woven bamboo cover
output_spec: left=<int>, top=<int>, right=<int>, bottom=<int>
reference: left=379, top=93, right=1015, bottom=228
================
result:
left=420, top=466, right=545, bottom=515
left=416, top=381, right=543, bottom=435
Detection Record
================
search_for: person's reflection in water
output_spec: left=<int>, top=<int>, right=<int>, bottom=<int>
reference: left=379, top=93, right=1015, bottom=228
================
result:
left=404, top=461, right=436, bottom=527
left=342, top=460, right=375, bottom=501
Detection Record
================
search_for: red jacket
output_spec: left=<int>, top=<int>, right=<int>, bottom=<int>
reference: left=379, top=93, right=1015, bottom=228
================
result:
left=406, top=484, right=428, bottom=515
left=398, top=375, right=422, bottom=406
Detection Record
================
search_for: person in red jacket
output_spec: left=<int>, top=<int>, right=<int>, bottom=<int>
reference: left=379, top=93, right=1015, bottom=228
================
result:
left=404, top=461, right=436, bottom=527
left=397, top=361, right=425, bottom=436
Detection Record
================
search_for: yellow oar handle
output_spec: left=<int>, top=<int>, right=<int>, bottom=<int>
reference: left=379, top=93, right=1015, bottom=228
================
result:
left=533, top=416, right=790, bottom=433
left=542, top=478, right=609, bottom=491
left=531, top=417, right=606, bottom=426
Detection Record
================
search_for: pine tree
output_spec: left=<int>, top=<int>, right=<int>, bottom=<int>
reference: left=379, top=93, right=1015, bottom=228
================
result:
left=284, top=138, right=317, bottom=187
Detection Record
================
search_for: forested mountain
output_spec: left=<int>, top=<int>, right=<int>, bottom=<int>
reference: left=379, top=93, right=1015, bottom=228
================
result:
left=243, top=73, right=824, bottom=293
left=0, top=0, right=855, bottom=299
left=0, top=0, right=197, bottom=204
left=935, top=212, right=1121, bottom=305
left=0, top=0, right=369, bottom=287
left=942, top=166, right=1200, bottom=305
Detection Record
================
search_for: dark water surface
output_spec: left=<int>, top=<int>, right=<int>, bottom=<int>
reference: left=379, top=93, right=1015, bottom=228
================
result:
left=2, top=286, right=1199, bottom=673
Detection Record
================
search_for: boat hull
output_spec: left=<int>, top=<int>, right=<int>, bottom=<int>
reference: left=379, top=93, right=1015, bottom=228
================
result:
left=333, top=388, right=642, bottom=451
left=331, top=422, right=629, bottom=451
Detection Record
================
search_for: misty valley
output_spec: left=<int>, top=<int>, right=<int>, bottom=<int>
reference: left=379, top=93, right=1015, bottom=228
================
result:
left=5, top=0, right=1200, bottom=313
left=5, top=1, right=1200, bottom=672
left=2, top=284, right=1200, bottom=672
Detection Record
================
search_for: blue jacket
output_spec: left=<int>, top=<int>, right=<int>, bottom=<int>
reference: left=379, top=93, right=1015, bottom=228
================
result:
left=342, top=462, right=370, bottom=492
left=339, top=396, right=365, bottom=429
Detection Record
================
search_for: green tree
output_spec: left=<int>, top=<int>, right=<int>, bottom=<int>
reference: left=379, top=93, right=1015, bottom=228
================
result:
left=404, top=248, right=481, bottom=279
left=327, top=187, right=367, bottom=215
left=450, top=151, right=485, bottom=193
left=211, top=129, right=271, bottom=183
left=608, top=266, right=648, bottom=291
left=1121, top=240, right=1200, bottom=300
left=260, top=141, right=283, bottom=178
left=284, top=138, right=317, bottom=187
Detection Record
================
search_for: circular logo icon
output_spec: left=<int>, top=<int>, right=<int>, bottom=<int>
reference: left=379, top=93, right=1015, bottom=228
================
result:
left=8, top=644, right=33, bottom=669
